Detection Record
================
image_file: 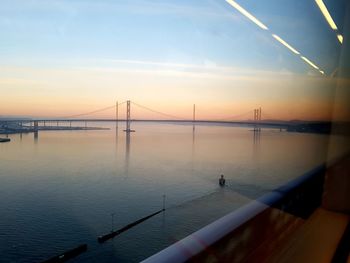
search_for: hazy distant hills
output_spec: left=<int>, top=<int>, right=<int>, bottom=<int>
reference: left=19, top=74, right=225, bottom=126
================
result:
left=0, top=116, right=32, bottom=120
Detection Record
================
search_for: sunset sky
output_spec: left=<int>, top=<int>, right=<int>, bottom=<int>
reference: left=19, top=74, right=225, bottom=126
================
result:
left=0, top=0, right=347, bottom=120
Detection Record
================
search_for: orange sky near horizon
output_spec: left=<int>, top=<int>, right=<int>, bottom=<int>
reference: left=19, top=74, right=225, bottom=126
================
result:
left=1, top=0, right=347, bottom=122
left=0, top=64, right=340, bottom=121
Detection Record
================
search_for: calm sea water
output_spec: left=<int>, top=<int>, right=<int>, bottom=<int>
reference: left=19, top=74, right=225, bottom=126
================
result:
left=0, top=122, right=332, bottom=262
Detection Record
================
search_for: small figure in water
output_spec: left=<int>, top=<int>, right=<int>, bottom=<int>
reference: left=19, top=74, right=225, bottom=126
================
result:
left=219, top=174, right=226, bottom=186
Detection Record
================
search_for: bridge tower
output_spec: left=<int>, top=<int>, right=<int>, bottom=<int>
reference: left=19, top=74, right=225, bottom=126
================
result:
left=34, top=121, right=38, bottom=131
left=253, top=108, right=262, bottom=132
left=124, top=100, right=135, bottom=132
left=259, top=107, right=262, bottom=131
left=193, top=104, right=196, bottom=131
left=116, top=101, right=118, bottom=128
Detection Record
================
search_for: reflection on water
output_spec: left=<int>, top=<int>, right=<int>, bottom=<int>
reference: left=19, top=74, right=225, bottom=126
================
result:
left=125, top=132, right=131, bottom=176
left=252, top=128, right=261, bottom=164
left=253, top=128, right=261, bottom=145
left=0, top=122, right=335, bottom=262
left=34, top=131, right=38, bottom=143
left=191, top=125, right=196, bottom=173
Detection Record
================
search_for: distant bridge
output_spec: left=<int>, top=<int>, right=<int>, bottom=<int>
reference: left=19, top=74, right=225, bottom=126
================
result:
left=0, top=119, right=290, bottom=129
left=0, top=100, right=276, bottom=128
left=1, top=100, right=329, bottom=134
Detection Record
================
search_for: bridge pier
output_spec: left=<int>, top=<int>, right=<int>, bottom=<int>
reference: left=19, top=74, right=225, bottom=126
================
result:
left=34, top=121, right=38, bottom=131
left=124, top=100, right=135, bottom=132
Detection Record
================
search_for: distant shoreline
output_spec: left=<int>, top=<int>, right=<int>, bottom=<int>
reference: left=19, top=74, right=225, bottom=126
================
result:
left=0, top=126, right=109, bottom=135
left=0, top=119, right=349, bottom=135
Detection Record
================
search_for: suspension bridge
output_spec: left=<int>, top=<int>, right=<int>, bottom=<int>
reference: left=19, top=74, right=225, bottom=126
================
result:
left=0, top=100, right=294, bottom=135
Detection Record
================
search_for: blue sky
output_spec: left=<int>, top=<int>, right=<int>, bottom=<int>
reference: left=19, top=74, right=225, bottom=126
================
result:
left=0, top=0, right=347, bottom=120
left=0, top=0, right=343, bottom=71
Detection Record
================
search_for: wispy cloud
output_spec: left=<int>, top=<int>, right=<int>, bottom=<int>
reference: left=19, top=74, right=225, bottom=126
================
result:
left=0, top=77, right=48, bottom=90
left=2, top=0, right=235, bottom=20
left=77, top=58, right=299, bottom=79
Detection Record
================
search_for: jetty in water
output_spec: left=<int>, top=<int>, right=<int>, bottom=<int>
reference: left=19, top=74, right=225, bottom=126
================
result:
left=98, top=209, right=165, bottom=243
left=0, top=119, right=109, bottom=135
left=41, top=244, right=87, bottom=263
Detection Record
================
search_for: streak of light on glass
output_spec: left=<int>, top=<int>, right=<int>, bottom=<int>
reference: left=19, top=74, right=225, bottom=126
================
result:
left=226, top=0, right=268, bottom=30
left=272, top=34, right=300, bottom=54
left=301, top=56, right=320, bottom=70
left=315, top=0, right=338, bottom=30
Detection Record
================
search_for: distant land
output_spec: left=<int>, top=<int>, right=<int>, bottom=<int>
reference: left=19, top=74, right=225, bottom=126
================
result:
left=1, top=117, right=349, bottom=135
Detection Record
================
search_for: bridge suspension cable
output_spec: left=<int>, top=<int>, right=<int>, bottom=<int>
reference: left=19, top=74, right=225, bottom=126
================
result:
left=55, top=100, right=270, bottom=122
left=213, top=110, right=253, bottom=121
left=60, top=101, right=126, bottom=119
left=131, top=101, right=188, bottom=120
left=261, top=111, right=275, bottom=120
